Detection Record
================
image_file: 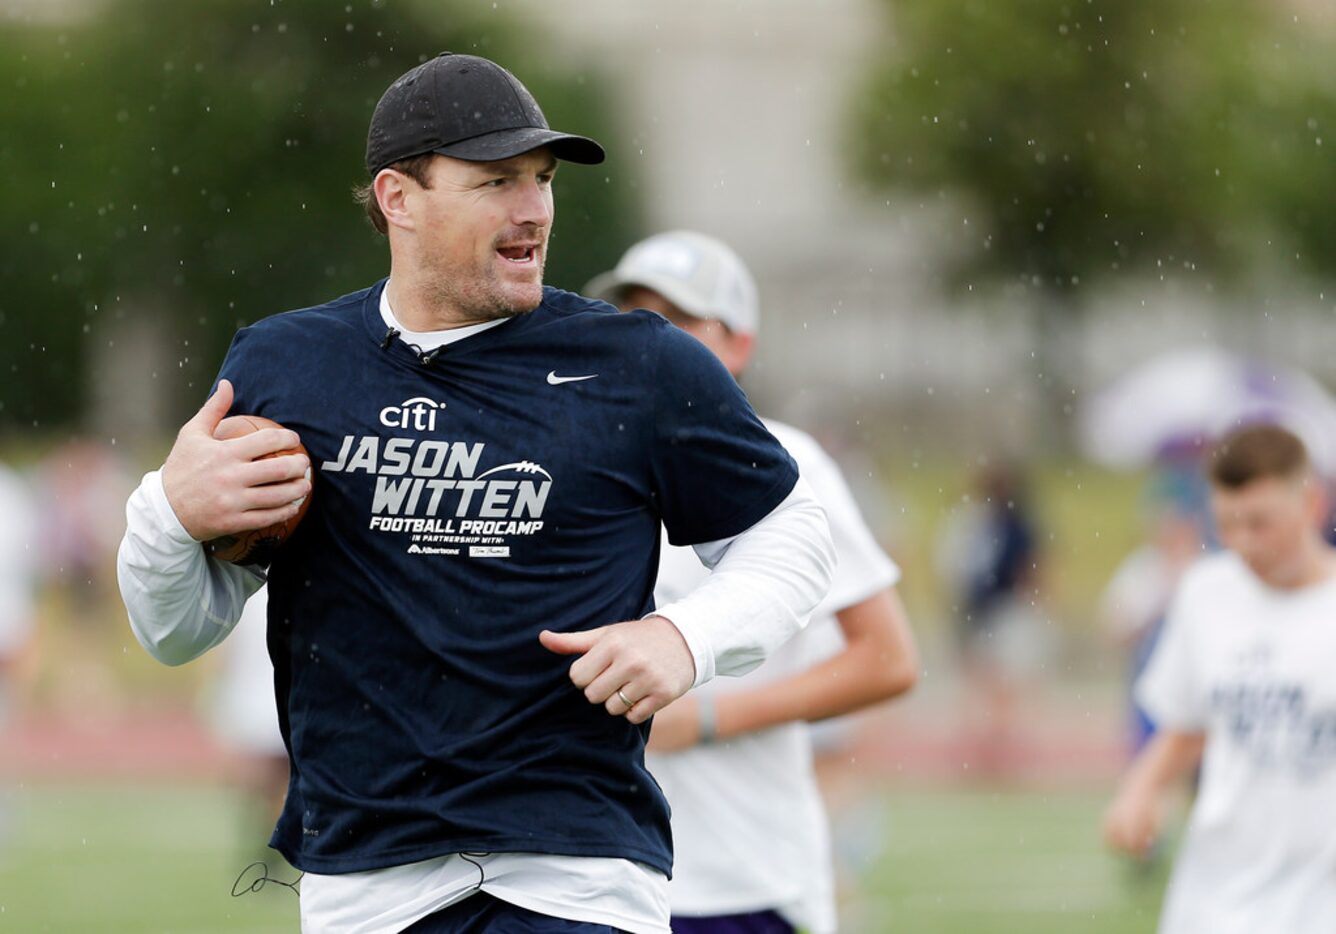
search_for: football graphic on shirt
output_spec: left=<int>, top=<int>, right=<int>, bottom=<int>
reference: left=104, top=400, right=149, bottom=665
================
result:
left=475, top=461, right=554, bottom=482
left=205, top=414, right=312, bottom=565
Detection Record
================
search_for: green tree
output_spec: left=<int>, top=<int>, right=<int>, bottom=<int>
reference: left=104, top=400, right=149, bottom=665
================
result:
left=850, top=0, right=1336, bottom=295
left=0, top=0, right=639, bottom=434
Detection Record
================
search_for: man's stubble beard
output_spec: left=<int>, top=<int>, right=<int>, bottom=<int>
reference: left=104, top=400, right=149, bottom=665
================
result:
left=422, top=245, right=547, bottom=325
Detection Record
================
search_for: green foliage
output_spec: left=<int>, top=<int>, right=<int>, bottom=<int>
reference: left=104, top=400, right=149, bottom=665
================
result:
left=0, top=0, right=639, bottom=431
left=850, top=0, right=1336, bottom=294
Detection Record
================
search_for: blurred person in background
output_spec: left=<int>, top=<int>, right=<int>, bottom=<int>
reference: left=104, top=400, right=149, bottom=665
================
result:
left=37, top=438, right=132, bottom=611
left=33, top=439, right=134, bottom=713
left=935, top=463, right=1047, bottom=775
left=204, top=586, right=289, bottom=861
left=0, top=457, right=37, bottom=849
left=768, top=390, right=914, bottom=896
left=1104, top=424, right=1336, bottom=933
left=1098, top=467, right=1209, bottom=759
left=589, top=230, right=919, bottom=934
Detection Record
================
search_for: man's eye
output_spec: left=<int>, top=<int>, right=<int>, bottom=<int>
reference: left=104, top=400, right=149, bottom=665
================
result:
left=537, top=174, right=554, bottom=185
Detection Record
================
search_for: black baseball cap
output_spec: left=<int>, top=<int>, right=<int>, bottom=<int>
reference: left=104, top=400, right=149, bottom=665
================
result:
left=365, top=52, right=605, bottom=175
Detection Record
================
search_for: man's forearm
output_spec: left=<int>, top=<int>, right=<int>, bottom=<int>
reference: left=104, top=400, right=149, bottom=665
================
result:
left=1104, top=728, right=1205, bottom=856
left=117, top=470, right=262, bottom=666
left=1123, top=729, right=1206, bottom=797
left=654, top=478, right=835, bottom=687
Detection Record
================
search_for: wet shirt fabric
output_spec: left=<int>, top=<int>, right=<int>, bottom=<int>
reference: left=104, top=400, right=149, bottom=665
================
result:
left=215, top=280, right=799, bottom=876
left=1137, top=551, right=1336, bottom=934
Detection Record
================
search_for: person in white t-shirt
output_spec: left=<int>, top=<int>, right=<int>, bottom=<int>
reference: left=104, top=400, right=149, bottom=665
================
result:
left=1097, top=470, right=1208, bottom=758
left=0, top=460, right=36, bottom=706
left=0, top=460, right=36, bottom=852
left=1103, top=423, right=1336, bottom=933
left=588, top=231, right=920, bottom=934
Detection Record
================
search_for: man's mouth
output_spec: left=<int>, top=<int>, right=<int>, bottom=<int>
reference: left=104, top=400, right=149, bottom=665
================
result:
left=496, top=244, right=539, bottom=265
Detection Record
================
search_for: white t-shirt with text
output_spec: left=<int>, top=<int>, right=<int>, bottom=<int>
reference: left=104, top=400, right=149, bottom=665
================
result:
left=646, top=420, right=900, bottom=932
left=1137, top=551, right=1336, bottom=934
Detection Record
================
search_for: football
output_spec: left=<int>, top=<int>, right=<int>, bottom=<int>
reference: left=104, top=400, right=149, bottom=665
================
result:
left=204, top=414, right=312, bottom=565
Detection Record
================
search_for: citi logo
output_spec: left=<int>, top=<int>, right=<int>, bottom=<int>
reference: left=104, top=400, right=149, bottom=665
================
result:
left=379, top=396, right=447, bottom=432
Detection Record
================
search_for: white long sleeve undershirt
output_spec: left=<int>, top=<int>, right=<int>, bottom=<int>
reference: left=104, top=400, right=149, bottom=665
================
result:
left=117, top=469, right=832, bottom=688
left=117, top=469, right=265, bottom=666
left=653, top=479, right=833, bottom=687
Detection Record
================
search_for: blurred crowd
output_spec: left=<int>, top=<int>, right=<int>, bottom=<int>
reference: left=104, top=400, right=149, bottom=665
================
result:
left=1, top=439, right=135, bottom=716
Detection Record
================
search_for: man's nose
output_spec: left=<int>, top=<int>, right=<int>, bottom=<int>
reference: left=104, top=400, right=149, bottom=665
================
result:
left=511, top=179, right=552, bottom=228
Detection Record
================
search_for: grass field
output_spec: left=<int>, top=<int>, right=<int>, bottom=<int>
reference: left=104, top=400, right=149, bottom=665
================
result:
left=0, top=781, right=1173, bottom=933
left=854, top=786, right=1169, bottom=933
left=0, top=783, right=298, bottom=933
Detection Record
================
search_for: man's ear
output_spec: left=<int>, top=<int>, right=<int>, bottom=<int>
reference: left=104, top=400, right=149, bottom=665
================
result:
left=374, top=169, right=416, bottom=232
left=722, top=331, right=756, bottom=376
left=1305, top=473, right=1330, bottom=527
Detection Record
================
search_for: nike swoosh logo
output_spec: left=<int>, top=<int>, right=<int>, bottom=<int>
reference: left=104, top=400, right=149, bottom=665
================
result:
left=546, top=371, right=598, bottom=385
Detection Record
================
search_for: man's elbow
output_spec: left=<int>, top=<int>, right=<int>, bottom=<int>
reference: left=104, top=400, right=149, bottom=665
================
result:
left=872, top=635, right=921, bottom=700
left=802, top=501, right=837, bottom=600
left=882, top=657, right=919, bottom=698
left=772, top=498, right=836, bottom=627
left=138, top=638, right=197, bottom=668
left=129, top=618, right=207, bottom=667
left=845, top=590, right=920, bottom=701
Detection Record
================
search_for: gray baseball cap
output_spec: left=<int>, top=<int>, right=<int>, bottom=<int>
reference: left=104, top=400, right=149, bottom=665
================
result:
left=366, top=53, right=605, bottom=175
left=586, top=230, right=759, bottom=335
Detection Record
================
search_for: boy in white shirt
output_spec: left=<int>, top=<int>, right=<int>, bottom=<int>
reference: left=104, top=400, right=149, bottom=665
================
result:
left=589, top=231, right=920, bottom=933
left=1104, top=423, right=1336, bottom=933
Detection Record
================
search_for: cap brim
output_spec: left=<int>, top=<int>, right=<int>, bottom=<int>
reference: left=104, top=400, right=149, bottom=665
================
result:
left=583, top=270, right=632, bottom=305
left=584, top=270, right=718, bottom=324
left=436, top=127, right=605, bottom=165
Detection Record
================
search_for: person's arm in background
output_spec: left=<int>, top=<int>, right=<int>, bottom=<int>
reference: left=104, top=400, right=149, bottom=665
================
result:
left=648, top=424, right=917, bottom=751
left=648, top=585, right=917, bottom=751
left=1103, top=730, right=1205, bottom=857
left=117, top=380, right=310, bottom=666
left=540, top=479, right=835, bottom=723
left=1101, top=560, right=1208, bottom=858
left=1097, top=549, right=1158, bottom=650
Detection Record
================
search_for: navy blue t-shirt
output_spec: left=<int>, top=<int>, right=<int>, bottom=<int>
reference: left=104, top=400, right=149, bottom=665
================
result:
left=215, top=281, right=798, bottom=875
